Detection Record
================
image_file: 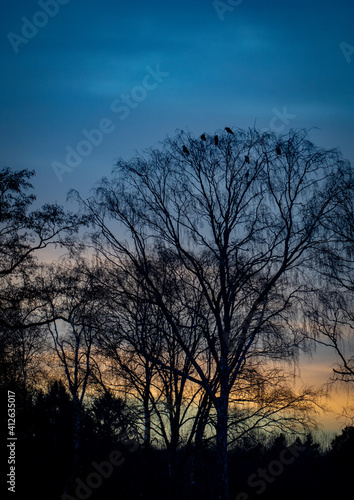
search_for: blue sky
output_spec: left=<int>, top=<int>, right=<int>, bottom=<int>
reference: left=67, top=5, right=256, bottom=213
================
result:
left=1, top=0, right=353, bottom=207
left=1, top=0, right=353, bottom=430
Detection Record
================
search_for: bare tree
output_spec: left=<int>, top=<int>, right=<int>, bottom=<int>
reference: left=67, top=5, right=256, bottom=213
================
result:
left=305, top=167, right=354, bottom=421
left=227, top=366, right=323, bottom=444
left=72, top=128, right=349, bottom=499
left=0, top=167, right=87, bottom=331
left=94, top=256, right=210, bottom=495
left=0, top=322, right=47, bottom=391
left=44, top=260, right=104, bottom=460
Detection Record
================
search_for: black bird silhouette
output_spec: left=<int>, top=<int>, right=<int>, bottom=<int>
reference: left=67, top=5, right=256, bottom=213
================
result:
left=245, top=155, right=250, bottom=164
left=225, top=127, right=233, bottom=134
left=183, top=145, right=190, bottom=155
left=201, top=133, right=206, bottom=141
left=276, top=146, right=281, bottom=155
left=214, top=135, right=219, bottom=146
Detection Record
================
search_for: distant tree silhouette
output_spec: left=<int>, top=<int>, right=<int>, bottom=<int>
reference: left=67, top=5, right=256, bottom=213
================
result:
left=90, top=391, right=137, bottom=442
left=29, top=381, right=75, bottom=496
left=330, top=425, right=354, bottom=454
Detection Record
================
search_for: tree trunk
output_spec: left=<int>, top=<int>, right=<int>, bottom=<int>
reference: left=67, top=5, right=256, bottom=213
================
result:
left=216, top=388, right=229, bottom=500
left=167, top=410, right=180, bottom=500
left=73, top=398, right=82, bottom=466
left=143, top=394, right=151, bottom=449
left=190, top=398, right=211, bottom=500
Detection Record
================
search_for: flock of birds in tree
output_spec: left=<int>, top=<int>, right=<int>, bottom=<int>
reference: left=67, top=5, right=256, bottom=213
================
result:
left=182, top=127, right=282, bottom=161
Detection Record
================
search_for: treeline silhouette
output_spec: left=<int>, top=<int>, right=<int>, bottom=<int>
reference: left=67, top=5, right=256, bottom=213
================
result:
left=1, top=380, right=353, bottom=500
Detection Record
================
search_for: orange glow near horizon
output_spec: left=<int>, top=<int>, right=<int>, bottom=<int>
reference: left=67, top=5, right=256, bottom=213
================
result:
left=299, top=346, right=353, bottom=432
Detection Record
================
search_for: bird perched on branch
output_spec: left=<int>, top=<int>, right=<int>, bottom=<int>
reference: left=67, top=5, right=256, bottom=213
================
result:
left=183, top=145, right=190, bottom=155
left=276, top=145, right=282, bottom=155
left=214, top=135, right=219, bottom=146
left=245, top=155, right=250, bottom=164
left=201, top=133, right=206, bottom=141
left=225, top=127, right=233, bottom=134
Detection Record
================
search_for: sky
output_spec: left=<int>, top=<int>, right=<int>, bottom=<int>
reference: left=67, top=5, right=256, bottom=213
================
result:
left=1, top=0, right=354, bottom=430
left=1, top=0, right=354, bottom=205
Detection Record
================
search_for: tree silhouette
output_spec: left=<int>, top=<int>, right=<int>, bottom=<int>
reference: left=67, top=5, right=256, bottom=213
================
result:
left=71, top=128, right=350, bottom=500
left=0, top=167, right=87, bottom=331
left=44, top=260, right=105, bottom=466
left=310, top=174, right=354, bottom=381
